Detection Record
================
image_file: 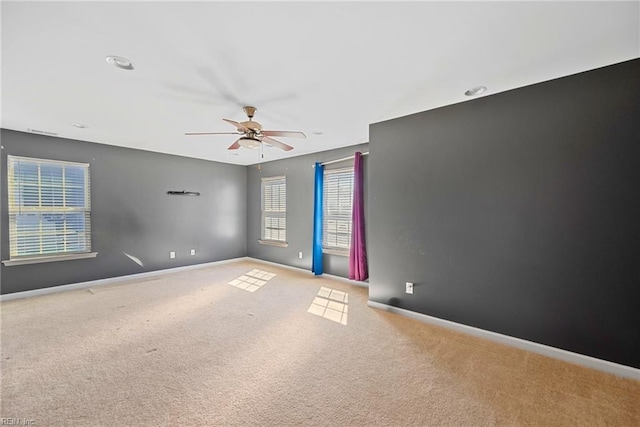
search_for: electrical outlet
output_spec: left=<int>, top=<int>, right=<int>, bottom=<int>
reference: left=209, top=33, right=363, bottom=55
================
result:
left=298, top=251, right=303, bottom=259
left=190, top=249, right=196, bottom=256
left=170, top=251, right=176, bottom=259
left=406, top=282, right=414, bottom=294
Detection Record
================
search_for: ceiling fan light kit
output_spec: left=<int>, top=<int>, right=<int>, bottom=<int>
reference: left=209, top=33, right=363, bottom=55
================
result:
left=238, top=136, right=262, bottom=149
left=185, top=106, right=306, bottom=153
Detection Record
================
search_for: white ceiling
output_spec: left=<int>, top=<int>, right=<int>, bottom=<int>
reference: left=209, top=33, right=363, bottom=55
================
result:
left=2, top=1, right=638, bottom=166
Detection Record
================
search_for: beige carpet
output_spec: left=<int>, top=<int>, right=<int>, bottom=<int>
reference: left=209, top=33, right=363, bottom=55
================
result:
left=1, top=260, right=638, bottom=426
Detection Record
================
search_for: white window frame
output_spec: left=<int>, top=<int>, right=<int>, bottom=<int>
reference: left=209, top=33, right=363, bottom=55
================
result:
left=259, top=175, right=288, bottom=247
left=3, top=155, right=97, bottom=266
left=323, top=167, right=354, bottom=256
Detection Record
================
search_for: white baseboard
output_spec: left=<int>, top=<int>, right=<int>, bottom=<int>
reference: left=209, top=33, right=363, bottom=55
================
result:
left=368, top=300, right=640, bottom=381
left=246, top=257, right=368, bottom=288
left=0, top=257, right=249, bottom=302
left=323, top=272, right=369, bottom=288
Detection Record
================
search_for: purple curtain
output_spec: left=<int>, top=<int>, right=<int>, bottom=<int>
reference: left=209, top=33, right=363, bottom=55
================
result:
left=349, top=152, right=368, bottom=281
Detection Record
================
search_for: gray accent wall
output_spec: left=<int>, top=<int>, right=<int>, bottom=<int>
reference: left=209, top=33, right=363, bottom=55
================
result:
left=1, top=129, right=247, bottom=294
left=246, top=144, right=368, bottom=277
left=368, top=58, right=640, bottom=368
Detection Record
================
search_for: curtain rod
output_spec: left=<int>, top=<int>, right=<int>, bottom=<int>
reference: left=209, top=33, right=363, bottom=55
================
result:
left=312, top=151, right=369, bottom=168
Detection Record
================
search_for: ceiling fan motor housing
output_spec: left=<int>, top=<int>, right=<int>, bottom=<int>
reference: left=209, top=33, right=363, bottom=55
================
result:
left=240, top=120, right=262, bottom=131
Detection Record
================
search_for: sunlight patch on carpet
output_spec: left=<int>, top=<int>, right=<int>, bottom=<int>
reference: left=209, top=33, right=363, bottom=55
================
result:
left=228, top=269, right=276, bottom=292
left=246, top=269, right=276, bottom=280
left=307, top=287, right=348, bottom=325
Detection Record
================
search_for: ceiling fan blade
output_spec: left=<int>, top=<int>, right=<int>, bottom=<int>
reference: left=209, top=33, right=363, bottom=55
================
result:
left=262, top=136, right=294, bottom=151
left=228, top=139, right=241, bottom=150
left=223, top=118, right=248, bottom=132
left=185, top=131, right=241, bottom=135
left=262, top=130, right=306, bottom=139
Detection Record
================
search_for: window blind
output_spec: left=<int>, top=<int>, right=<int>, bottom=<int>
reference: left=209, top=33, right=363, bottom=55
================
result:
left=261, top=176, right=286, bottom=242
left=323, top=167, right=354, bottom=251
left=7, top=155, right=91, bottom=259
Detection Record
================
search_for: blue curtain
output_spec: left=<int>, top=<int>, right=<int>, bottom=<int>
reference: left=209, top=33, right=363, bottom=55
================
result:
left=312, top=162, right=324, bottom=275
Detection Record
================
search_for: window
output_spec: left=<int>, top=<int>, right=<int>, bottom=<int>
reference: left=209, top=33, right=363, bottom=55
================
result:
left=5, top=155, right=94, bottom=265
left=323, top=167, right=354, bottom=254
left=260, top=176, right=287, bottom=246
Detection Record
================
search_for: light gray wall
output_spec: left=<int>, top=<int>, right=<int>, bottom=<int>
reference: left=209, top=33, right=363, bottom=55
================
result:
left=368, top=58, right=640, bottom=369
left=246, top=144, right=368, bottom=277
left=1, top=129, right=247, bottom=294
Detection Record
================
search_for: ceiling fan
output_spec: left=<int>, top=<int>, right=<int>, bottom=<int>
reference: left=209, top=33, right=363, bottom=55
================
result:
left=185, top=106, right=305, bottom=151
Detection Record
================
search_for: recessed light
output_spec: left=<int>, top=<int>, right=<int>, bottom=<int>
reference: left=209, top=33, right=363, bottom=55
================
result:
left=106, top=55, right=134, bottom=70
left=71, top=123, right=88, bottom=129
left=465, top=86, right=487, bottom=96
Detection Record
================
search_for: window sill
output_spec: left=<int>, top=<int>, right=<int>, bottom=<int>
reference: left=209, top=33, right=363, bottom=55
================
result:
left=2, top=252, right=98, bottom=266
left=322, top=248, right=349, bottom=257
left=258, top=240, right=289, bottom=248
